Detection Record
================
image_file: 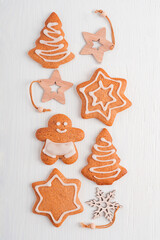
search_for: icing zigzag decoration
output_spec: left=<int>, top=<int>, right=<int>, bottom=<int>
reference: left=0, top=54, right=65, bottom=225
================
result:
left=77, top=68, right=132, bottom=126
left=81, top=128, right=127, bottom=185
left=28, top=12, right=75, bottom=68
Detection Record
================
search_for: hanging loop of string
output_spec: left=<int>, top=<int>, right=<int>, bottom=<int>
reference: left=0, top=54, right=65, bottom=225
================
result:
left=80, top=206, right=119, bottom=229
left=29, top=81, right=51, bottom=113
left=95, top=10, right=115, bottom=49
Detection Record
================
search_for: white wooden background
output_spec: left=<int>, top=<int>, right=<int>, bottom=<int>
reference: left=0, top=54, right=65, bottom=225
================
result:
left=0, top=0, right=160, bottom=239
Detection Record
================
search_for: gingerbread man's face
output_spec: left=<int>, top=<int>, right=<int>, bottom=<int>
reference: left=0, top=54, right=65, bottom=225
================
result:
left=36, top=114, right=84, bottom=144
left=48, top=114, right=72, bottom=134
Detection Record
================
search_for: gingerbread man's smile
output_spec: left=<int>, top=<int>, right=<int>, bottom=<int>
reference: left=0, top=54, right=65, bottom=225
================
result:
left=56, top=121, right=68, bottom=134
left=56, top=129, right=67, bottom=133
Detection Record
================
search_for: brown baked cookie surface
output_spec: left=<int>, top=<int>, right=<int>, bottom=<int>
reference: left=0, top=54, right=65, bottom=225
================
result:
left=82, top=128, right=127, bottom=185
left=77, top=68, right=132, bottom=126
left=28, top=12, right=75, bottom=68
left=32, top=168, right=83, bottom=227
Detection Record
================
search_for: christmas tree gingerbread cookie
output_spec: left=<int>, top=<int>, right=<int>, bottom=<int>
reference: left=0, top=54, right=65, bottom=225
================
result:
left=81, top=128, right=127, bottom=185
left=32, top=168, right=83, bottom=227
left=36, top=114, right=85, bottom=165
left=28, top=12, right=75, bottom=68
left=77, top=68, right=132, bottom=126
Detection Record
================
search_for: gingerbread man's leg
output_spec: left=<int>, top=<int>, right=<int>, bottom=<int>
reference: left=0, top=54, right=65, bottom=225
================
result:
left=61, top=145, right=78, bottom=164
left=41, top=145, right=59, bottom=165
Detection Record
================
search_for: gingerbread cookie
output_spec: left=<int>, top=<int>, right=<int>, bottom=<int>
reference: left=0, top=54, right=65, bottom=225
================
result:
left=81, top=128, right=127, bottom=185
left=28, top=12, right=75, bottom=68
left=32, top=168, right=83, bottom=227
left=77, top=68, right=132, bottom=126
left=36, top=114, right=85, bottom=165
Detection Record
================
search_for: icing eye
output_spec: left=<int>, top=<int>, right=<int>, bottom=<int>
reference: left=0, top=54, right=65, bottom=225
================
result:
left=56, top=122, right=61, bottom=126
left=63, top=122, right=68, bottom=126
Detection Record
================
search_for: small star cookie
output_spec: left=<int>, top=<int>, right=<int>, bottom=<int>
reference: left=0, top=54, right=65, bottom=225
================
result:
left=80, top=28, right=114, bottom=63
left=77, top=68, right=132, bottom=126
left=39, top=70, right=73, bottom=104
left=32, top=168, right=83, bottom=227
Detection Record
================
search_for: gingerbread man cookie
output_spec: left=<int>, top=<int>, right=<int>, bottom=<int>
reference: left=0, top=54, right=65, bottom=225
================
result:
left=32, top=168, right=83, bottom=227
left=36, top=114, right=85, bottom=165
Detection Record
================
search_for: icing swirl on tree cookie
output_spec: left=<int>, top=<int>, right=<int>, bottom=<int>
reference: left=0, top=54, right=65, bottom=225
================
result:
left=89, top=137, right=121, bottom=179
left=28, top=12, right=75, bottom=68
left=81, top=128, right=127, bottom=185
left=35, top=22, right=71, bottom=63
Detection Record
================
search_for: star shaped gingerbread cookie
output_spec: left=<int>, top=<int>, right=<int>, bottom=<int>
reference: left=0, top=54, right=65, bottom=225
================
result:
left=32, top=168, right=83, bottom=227
left=77, top=68, right=132, bottom=126
left=80, top=28, right=114, bottom=63
left=39, top=70, right=73, bottom=104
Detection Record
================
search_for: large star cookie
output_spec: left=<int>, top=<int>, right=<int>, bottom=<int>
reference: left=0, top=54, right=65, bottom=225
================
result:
left=77, top=68, right=132, bottom=126
left=32, top=168, right=83, bottom=227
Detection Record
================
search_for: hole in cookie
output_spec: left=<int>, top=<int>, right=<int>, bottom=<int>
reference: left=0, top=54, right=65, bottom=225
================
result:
left=101, top=202, right=107, bottom=208
left=50, top=84, right=60, bottom=93
left=92, top=40, right=102, bottom=50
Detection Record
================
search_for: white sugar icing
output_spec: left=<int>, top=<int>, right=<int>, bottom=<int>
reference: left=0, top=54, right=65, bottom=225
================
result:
left=89, top=137, right=121, bottom=179
left=56, top=128, right=67, bottom=133
left=89, top=80, right=116, bottom=111
left=35, top=22, right=71, bottom=63
left=79, top=71, right=127, bottom=121
left=43, top=139, right=76, bottom=158
left=35, top=174, right=80, bottom=224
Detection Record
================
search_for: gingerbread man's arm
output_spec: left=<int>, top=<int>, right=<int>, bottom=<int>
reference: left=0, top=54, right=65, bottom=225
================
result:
left=36, top=128, right=51, bottom=141
left=70, top=128, right=85, bottom=142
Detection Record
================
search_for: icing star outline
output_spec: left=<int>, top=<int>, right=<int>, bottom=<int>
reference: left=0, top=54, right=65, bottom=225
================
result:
left=80, top=28, right=114, bottom=63
left=32, top=168, right=83, bottom=227
left=39, top=70, right=73, bottom=104
left=76, top=68, right=132, bottom=126
left=89, top=80, right=116, bottom=111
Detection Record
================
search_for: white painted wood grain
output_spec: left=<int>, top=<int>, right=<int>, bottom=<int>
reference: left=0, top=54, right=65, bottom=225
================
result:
left=0, top=0, right=160, bottom=239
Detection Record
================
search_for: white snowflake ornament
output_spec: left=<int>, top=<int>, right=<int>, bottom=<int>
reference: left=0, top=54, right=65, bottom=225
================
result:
left=86, top=188, right=122, bottom=222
